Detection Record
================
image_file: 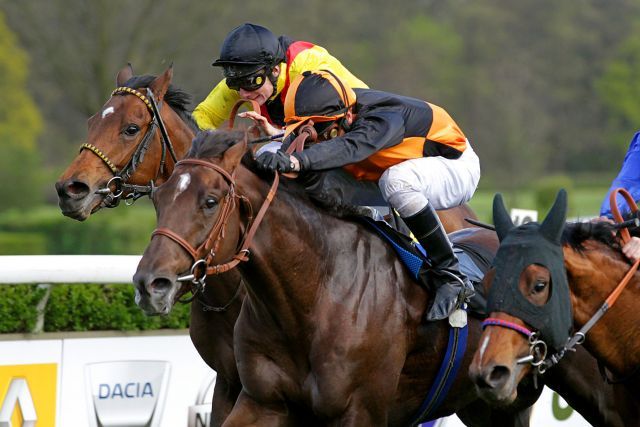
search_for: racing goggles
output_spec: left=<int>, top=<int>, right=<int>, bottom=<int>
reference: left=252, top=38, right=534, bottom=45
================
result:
left=225, top=68, right=269, bottom=92
left=288, top=119, right=341, bottom=142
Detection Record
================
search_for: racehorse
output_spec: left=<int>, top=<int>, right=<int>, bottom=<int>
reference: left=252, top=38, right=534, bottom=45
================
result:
left=55, top=65, right=195, bottom=220
left=469, top=190, right=640, bottom=426
left=134, top=130, right=572, bottom=426
left=53, top=64, right=484, bottom=426
left=54, top=65, right=245, bottom=426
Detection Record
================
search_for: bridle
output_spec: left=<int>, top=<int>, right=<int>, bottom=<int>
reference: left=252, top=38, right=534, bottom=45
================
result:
left=483, top=187, right=640, bottom=381
left=149, top=129, right=311, bottom=302
left=481, top=317, right=548, bottom=371
left=80, top=86, right=178, bottom=207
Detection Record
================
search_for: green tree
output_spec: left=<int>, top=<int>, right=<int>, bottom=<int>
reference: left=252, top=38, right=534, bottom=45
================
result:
left=596, top=20, right=640, bottom=153
left=0, top=10, right=43, bottom=211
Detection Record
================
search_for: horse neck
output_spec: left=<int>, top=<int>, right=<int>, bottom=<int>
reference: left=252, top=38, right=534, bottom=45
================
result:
left=564, top=245, right=640, bottom=375
left=148, top=107, right=195, bottom=185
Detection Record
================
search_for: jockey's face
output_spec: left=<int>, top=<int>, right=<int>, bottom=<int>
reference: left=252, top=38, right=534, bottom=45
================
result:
left=238, top=65, right=279, bottom=106
left=315, top=110, right=355, bottom=141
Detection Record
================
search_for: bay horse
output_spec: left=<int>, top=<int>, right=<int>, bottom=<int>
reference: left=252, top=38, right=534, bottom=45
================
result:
left=133, top=130, right=565, bottom=426
left=54, top=65, right=245, bottom=426
left=469, top=190, right=640, bottom=426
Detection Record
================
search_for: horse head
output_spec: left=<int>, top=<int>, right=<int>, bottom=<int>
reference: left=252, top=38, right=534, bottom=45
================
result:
left=55, top=64, right=196, bottom=220
left=469, top=189, right=572, bottom=404
left=133, top=130, right=248, bottom=315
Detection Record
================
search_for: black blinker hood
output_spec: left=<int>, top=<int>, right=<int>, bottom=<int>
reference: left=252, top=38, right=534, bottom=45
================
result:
left=488, top=190, right=572, bottom=350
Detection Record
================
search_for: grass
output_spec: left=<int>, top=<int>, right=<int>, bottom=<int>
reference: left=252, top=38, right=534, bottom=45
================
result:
left=467, top=186, right=611, bottom=223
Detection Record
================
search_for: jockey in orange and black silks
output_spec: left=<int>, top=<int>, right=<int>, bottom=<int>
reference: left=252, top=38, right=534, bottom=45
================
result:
left=255, top=70, right=481, bottom=322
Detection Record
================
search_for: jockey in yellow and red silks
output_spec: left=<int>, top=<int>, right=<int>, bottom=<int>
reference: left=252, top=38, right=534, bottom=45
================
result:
left=193, top=23, right=367, bottom=131
left=256, top=70, right=481, bottom=322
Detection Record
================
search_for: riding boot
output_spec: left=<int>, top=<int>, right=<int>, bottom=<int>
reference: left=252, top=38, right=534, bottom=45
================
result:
left=403, top=204, right=475, bottom=321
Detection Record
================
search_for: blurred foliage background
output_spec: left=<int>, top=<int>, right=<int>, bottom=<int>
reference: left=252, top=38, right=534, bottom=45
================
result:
left=1, top=0, right=639, bottom=331
left=3, top=0, right=640, bottom=216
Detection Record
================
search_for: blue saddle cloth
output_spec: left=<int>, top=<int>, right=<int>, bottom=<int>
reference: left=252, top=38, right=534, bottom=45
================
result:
left=359, top=217, right=492, bottom=317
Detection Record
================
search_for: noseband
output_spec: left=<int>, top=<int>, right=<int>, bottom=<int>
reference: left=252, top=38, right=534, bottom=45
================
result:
left=81, top=86, right=178, bottom=207
left=481, top=318, right=548, bottom=372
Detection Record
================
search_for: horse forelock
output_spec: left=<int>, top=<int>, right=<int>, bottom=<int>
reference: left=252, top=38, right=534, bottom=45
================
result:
left=118, top=74, right=198, bottom=131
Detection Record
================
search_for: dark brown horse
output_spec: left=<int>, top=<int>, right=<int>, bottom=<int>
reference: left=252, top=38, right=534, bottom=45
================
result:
left=133, top=130, right=555, bottom=426
left=469, top=191, right=640, bottom=426
left=54, top=65, right=245, bottom=426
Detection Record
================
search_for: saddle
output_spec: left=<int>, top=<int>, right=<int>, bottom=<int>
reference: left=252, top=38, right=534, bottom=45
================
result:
left=359, top=217, right=492, bottom=317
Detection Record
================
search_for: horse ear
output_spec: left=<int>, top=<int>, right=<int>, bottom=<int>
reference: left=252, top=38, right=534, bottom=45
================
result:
left=540, top=189, right=567, bottom=244
left=221, top=139, right=248, bottom=172
left=116, top=63, right=134, bottom=86
left=149, top=66, right=173, bottom=101
left=493, top=193, right=514, bottom=242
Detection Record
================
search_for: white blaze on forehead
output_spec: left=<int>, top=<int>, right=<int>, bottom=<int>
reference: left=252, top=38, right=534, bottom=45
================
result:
left=101, top=106, right=115, bottom=119
left=173, top=173, right=191, bottom=201
left=479, top=333, right=491, bottom=361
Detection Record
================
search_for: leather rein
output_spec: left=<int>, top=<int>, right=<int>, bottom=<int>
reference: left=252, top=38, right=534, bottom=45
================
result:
left=81, top=86, right=178, bottom=207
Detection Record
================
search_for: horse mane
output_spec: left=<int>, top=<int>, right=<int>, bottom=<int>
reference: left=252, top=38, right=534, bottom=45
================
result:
left=120, top=75, right=199, bottom=132
left=187, top=130, right=366, bottom=218
left=562, top=221, right=620, bottom=253
left=187, top=129, right=244, bottom=158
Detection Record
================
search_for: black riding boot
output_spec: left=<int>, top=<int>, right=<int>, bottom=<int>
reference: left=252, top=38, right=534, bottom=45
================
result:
left=403, top=204, right=475, bottom=321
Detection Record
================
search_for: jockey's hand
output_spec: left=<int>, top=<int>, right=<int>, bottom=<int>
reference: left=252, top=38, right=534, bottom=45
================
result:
left=622, top=236, right=640, bottom=262
left=238, top=111, right=281, bottom=136
left=256, top=151, right=301, bottom=173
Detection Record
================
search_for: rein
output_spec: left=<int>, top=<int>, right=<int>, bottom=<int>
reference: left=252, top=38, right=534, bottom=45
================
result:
left=81, top=86, right=178, bottom=207
left=150, top=128, right=312, bottom=301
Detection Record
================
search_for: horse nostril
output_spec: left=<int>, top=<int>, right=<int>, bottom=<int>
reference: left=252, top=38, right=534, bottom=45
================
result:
left=56, top=179, right=90, bottom=199
left=475, top=377, right=491, bottom=390
left=149, top=277, right=173, bottom=295
left=487, top=365, right=511, bottom=389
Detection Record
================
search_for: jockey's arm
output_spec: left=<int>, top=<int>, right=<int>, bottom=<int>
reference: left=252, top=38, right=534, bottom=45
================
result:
left=193, top=80, right=242, bottom=130
left=295, top=112, right=404, bottom=171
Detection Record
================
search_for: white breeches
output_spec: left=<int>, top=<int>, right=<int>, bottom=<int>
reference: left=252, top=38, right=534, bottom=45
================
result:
left=378, top=142, right=481, bottom=217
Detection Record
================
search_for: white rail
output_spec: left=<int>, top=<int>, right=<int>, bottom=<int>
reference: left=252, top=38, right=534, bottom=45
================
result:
left=0, top=255, right=141, bottom=284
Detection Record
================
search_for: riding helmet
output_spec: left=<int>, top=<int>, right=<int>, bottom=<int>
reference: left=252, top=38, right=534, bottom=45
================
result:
left=212, top=23, right=286, bottom=78
left=283, top=70, right=357, bottom=137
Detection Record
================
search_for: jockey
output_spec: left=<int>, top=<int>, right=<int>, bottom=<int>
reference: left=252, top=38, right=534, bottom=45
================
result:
left=600, top=130, right=640, bottom=218
left=193, top=23, right=368, bottom=133
left=255, top=70, right=480, bottom=321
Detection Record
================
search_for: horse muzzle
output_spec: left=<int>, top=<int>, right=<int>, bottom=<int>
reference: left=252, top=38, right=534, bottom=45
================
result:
left=55, top=178, right=102, bottom=220
left=132, top=270, right=178, bottom=315
left=469, top=360, right=521, bottom=405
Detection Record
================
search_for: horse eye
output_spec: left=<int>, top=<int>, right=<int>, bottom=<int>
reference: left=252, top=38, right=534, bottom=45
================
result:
left=124, top=124, right=140, bottom=136
left=532, top=281, right=547, bottom=293
left=205, top=198, right=217, bottom=209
